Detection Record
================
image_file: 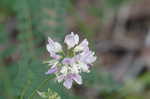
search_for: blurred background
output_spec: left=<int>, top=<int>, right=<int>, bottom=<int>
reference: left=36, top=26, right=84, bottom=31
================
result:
left=0, top=0, right=150, bottom=99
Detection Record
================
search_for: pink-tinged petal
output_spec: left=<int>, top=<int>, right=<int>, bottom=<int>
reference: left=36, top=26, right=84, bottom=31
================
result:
left=80, top=39, right=89, bottom=49
left=86, top=55, right=97, bottom=64
left=64, top=32, right=79, bottom=49
left=74, top=39, right=89, bottom=52
left=62, top=58, right=74, bottom=65
left=45, top=67, right=58, bottom=75
left=79, top=49, right=97, bottom=64
left=85, top=51, right=97, bottom=64
left=50, top=53, right=61, bottom=60
left=47, top=37, right=62, bottom=53
left=46, top=38, right=62, bottom=59
left=72, top=74, right=82, bottom=85
left=63, top=79, right=73, bottom=89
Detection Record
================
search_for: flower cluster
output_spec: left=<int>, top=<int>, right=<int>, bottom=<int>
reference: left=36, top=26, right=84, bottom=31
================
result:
left=45, top=32, right=97, bottom=89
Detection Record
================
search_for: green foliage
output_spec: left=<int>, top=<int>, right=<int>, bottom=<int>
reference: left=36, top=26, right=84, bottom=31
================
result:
left=0, top=0, right=69, bottom=99
left=105, top=0, right=129, bottom=8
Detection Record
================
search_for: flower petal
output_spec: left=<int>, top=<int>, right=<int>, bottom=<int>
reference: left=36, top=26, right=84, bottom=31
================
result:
left=80, top=49, right=97, bottom=64
left=74, top=39, right=89, bottom=52
left=45, top=67, right=58, bottom=75
left=64, top=32, right=79, bottom=49
left=60, top=66, right=68, bottom=75
left=72, top=74, right=82, bottom=85
left=62, top=58, right=75, bottom=65
left=70, top=64, right=80, bottom=74
left=50, top=52, right=61, bottom=60
left=54, top=42, right=62, bottom=52
left=78, top=62, right=90, bottom=73
left=47, top=37, right=62, bottom=53
left=63, top=79, right=73, bottom=89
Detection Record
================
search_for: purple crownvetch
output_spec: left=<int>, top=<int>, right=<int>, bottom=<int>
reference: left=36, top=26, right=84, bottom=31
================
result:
left=45, top=32, right=97, bottom=89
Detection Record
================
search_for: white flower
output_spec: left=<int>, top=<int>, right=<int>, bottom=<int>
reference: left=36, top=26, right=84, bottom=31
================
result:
left=62, top=73, right=82, bottom=89
left=78, top=62, right=90, bottom=73
left=47, top=37, right=62, bottom=53
left=60, top=66, right=68, bottom=75
left=46, top=37, right=62, bottom=59
left=74, top=39, right=89, bottom=52
left=79, top=49, right=97, bottom=64
left=72, top=74, right=82, bottom=85
left=63, top=77, right=73, bottom=89
left=64, top=32, right=79, bottom=49
left=45, top=32, right=97, bottom=89
left=71, top=64, right=80, bottom=74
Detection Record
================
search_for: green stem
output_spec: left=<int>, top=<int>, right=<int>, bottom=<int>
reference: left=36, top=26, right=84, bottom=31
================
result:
left=62, top=51, right=65, bottom=57
left=20, top=80, right=31, bottom=99
left=28, top=77, right=53, bottom=99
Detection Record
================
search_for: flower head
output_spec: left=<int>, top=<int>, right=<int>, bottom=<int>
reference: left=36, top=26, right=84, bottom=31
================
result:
left=45, top=32, right=96, bottom=89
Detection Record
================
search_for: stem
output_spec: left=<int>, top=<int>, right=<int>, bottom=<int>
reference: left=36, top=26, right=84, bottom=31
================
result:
left=28, top=77, right=53, bottom=99
left=62, top=51, right=65, bottom=57
left=20, top=80, right=31, bottom=99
